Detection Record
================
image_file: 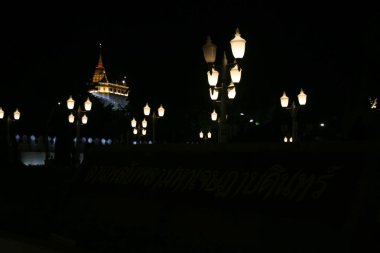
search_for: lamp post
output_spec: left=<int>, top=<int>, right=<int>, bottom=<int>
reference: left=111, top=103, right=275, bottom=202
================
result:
left=280, top=89, right=307, bottom=142
left=0, top=107, right=21, bottom=165
left=66, top=95, right=92, bottom=166
left=143, top=103, right=165, bottom=144
left=202, top=28, right=246, bottom=143
left=131, top=117, right=147, bottom=143
left=199, top=130, right=212, bottom=143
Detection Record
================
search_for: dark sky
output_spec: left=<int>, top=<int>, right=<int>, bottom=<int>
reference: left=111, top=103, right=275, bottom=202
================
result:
left=1, top=2, right=380, bottom=139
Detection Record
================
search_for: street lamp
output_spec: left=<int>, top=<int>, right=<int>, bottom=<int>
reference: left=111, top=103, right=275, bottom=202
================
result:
left=66, top=95, right=92, bottom=166
left=199, top=130, right=212, bottom=143
left=143, top=102, right=165, bottom=144
left=202, top=28, right=246, bottom=143
left=131, top=117, right=147, bottom=143
left=0, top=107, right=21, bottom=165
left=280, top=89, right=307, bottom=142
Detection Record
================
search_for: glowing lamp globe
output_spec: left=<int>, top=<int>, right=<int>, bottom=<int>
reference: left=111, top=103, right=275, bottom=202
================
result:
left=230, top=28, right=246, bottom=59
left=211, top=110, right=218, bottom=121
left=207, top=68, right=219, bottom=86
left=68, top=113, right=75, bottom=123
left=158, top=104, right=165, bottom=117
left=199, top=131, right=204, bottom=139
left=131, top=118, right=137, bottom=128
left=230, top=64, right=242, bottom=83
left=207, top=131, right=212, bottom=139
left=298, top=89, right=307, bottom=105
left=81, top=114, right=88, bottom=124
left=142, top=118, right=147, bottom=128
left=14, top=109, right=21, bottom=120
left=84, top=98, right=92, bottom=111
left=209, top=88, right=219, bottom=101
left=280, top=92, right=289, bottom=108
left=0, top=107, right=4, bottom=119
left=143, top=103, right=151, bottom=116
left=228, top=83, right=236, bottom=99
left=67, top=96, right=75, bottom=110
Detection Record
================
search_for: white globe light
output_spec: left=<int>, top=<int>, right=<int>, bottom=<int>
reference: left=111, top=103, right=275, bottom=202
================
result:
left=230, top=28, right=246, bottom=59
left=280, top=92, right=289, bottom=108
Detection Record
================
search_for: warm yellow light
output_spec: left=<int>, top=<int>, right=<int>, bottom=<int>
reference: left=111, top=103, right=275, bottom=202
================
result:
left=280, top=91, right=289, bottom=108
left=211, top=110, right=218, bottom=121
left=131, top=118, right=137, bottom=128
left=133, top=128, right=138, bottom=135
left=284, top=136, right=288, bottom=143
left=143, top=103, right=150, bottom=116
left=158, top=104, right=165, bottom=117
left=207, top=68, right=219, bottom=86
left=199, top=131, right=204, bottom=139
left=230, top=28, right=246, bottom=59
left=227, top=83, right=236, bottom=99
left=207, top=131, right=212, bottom=139
left=209, top=88, right=219, bottom=101
left=230, top=64, right=242, bottom=83
left=298, top=89, right=307, bottom=105
left=142, top=118, right=147, bottom=128
left=202, top=35, right=217, bottom=64
left=67, top=96, right=75, bottom=110
left=142, top=129, right=147, bottom=136
left=81, top=114, right=88, bottom=124
left=68, top=113, right=75, bottom=123
left=84, top=97, right=92, bottom=111
left=13, top=108, right=20, bottom=120
left=289, top=137, right=293, bottom=143
left=0, top=107, right=4, bottom=119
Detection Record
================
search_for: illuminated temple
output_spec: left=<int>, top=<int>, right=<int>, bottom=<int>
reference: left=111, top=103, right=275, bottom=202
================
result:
left=87, top=51, right=129, bottom=110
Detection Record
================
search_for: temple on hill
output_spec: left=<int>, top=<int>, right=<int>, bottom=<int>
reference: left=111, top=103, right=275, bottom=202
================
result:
left=87, top=47, right=129, bottom=110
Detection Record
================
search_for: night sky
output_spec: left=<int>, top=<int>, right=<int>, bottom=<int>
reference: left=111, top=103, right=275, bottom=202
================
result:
left=1, top=2, right=380, bottom=141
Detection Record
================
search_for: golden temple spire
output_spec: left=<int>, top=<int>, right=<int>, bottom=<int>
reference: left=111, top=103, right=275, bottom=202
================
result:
left=97, top=43, right=104, bottom=68
left=92, top=43, right=108, bottom=83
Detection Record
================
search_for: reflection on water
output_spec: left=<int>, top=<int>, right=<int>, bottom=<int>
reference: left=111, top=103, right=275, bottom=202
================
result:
left=20, top=152, right=83, bottom=166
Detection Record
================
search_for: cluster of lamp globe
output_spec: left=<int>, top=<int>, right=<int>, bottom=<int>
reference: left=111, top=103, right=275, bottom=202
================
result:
left=280, top=88, right=308, bottom=143
left=131, top=103, right=165, bottom=143
left=0, top=107, right=21, bottom=121
left=199, top=130, right=212, bottom=140
left=66, top=96, right=92, bottom=124
left=202, top=28, right=247, bottom=123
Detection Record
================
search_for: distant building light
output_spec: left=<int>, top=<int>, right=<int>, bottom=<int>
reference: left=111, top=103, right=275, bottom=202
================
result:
left=255, top=122, right=260, bottom=126
left=320, top=123, right=325, bottom=127
left=249, top=119, right=254, bottom=123
left=240, top=112, right=245, bottom=116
